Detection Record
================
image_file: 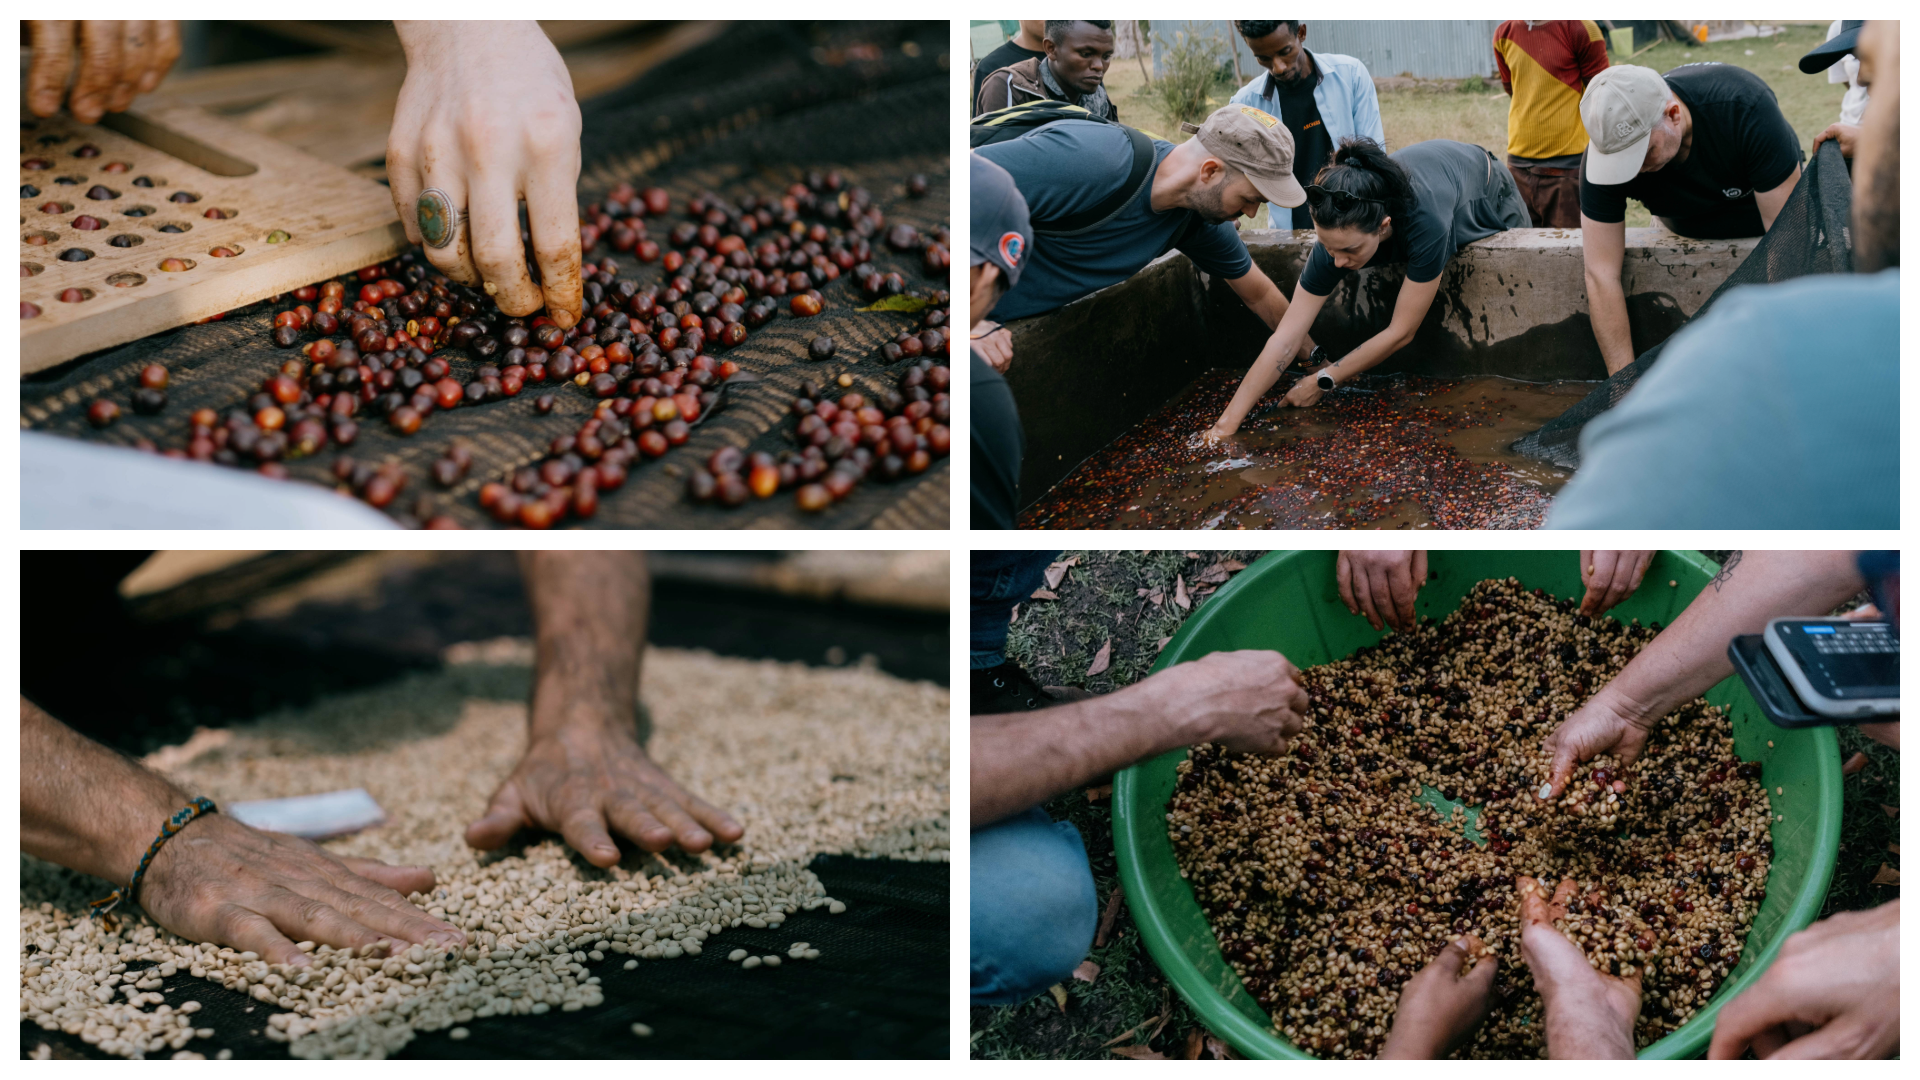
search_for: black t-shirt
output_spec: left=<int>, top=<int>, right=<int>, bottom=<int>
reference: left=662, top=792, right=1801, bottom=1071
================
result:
left=972, top=40, right=1046, bottom=116
left=1298, top=140, right=1515, bottom=296
left=1270, top=70, right=1333, bottom=230
left=971, top=356, right=1023, bottom=529
left=1578, top=62, right=1803, bottom=239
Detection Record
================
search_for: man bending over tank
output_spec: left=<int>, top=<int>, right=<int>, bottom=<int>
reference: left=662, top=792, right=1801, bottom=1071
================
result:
left=21, top=552, right=740, bottom=968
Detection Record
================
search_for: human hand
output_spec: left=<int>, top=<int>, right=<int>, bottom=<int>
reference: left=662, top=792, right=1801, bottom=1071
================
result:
left=1811, top=122, right=1859, bottom=159
left=1145, top=649, right=1308, bottom=754
left=1517, top=876, right=1641, bottom=1060
left=1282, top=371, right=1326, bottom=407
left=466, top=722, right=743, bottom=866
left=137, top=809, right=460, bottom=969
left=970, top=325, right=1013, bottom=372
left=1337, top=550, right=1427, bottom=633
left=1708, top=900, right=1898, bottom=1059
left=25, top=21, right=181, bottom=124
left=388, top=21, right=583, bottom=326
left=1200, top=421, right=1239, bottom=448
left=1541, top=690, right=1655, bottom=798
left=1378, top=936, right=1497, bottom=1058
left=1579, top=550, right=1654, bottom=616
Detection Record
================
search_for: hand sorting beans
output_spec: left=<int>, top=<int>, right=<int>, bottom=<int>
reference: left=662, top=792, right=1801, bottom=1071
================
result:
left=1168, top=578, right=1772, bottom=1058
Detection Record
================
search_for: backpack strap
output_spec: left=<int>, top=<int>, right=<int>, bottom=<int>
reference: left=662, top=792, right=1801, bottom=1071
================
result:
left=1034, top=125, right=1156, bottom=237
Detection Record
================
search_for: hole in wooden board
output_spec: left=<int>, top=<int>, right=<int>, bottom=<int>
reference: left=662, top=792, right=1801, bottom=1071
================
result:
left=54, top=175, right=85, bottom=185
left=85, top=185, right=120, bottom=200
left=70, top=215, right=109, bottom=231
left=58, top=247, right=96, bottom=262
left=102, top=161, right=132, bottom=173
left=57, top=287, right=95, bottom=303
left=100, top=112, right=260, bottom=177
left=132, top=176, right=165, bottom=188
left=21, top=183, right=41, bottom=197
left=22, top=157, right=53, bottom=170
left=122, top=205, right=156, bottom=217
left=151, top=220, right=193, bottom=233
left=107, top=272, right=146, bottom=288
left=73, top=144, right=102, bottom=159
left=266, top=230, right=293, bottom=244
left=158, top=257, right=196, bottom=272
left=208, top=243, right=244, bottom=258
left=35, top=201, right=75, bottom=214
left=108, top=234, right=144, bottom=248
left=22, top=301, right=42, bottom=318
left=23, top=229, right=59, bottom=246
left=22, top=262, right=44, bottom=277
left=202, top=207, right=240, bottom=221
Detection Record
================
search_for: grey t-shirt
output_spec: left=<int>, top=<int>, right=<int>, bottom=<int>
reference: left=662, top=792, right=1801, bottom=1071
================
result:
left=974, top=121, right=1254, bottom=321
left=1299, top=139, right=1517, bottom=295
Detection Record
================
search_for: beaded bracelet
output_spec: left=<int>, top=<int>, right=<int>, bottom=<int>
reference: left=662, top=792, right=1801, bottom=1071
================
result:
left=90, top=797, right=219, bottom=917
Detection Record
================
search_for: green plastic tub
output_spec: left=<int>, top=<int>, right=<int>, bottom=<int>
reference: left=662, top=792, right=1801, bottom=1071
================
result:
left=1113, top=550, right=1842, bottom=1060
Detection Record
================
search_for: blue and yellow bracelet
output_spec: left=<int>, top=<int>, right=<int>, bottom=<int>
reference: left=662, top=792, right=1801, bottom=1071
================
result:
left=90, top=797, right=219, bottom=916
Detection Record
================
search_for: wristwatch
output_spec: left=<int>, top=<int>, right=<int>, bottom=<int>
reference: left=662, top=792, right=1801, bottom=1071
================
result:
left=1316, top=360, right=1340, bottom=392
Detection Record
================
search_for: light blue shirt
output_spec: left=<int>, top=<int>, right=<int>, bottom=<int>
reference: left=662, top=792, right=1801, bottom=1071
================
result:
left=1546, top=269, right=1898, bottom=530
left=1229, top=50, right=1386, bottom=228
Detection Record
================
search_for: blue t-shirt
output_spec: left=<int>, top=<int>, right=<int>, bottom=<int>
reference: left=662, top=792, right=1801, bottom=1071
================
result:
left=974, top=121, right=1254, bottom=320
left=1299, top=140, right=1516, bottom=295
left=1546, top=269, right=1898, bottom=529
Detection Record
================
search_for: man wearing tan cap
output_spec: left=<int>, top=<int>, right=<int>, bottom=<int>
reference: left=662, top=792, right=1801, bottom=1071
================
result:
left=971, top=102, right=1320, bottom=371
left=1577, top=62, right=1804, bottom=374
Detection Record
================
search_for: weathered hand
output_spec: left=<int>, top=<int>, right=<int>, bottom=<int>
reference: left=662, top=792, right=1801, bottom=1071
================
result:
left=137, top=810, right=459, bottom=969
left=1541, top=692, right=1654, bottom=798
left=1379, top=936, right=1497, bottom=1058
left=1282, top=372, right=1326, bottom=408
left=1708, top=901, right=1899, bottom=1059
left=1811, top=122, right=1859, bottom=159
left=1517, top=876, right=1641, bottom=1060
left=1579, top=550, right=1654, bottom=616
left=25, top=21, right=182, bottom=123
left=970, top=325, right=1013, bottom=372
left=1337, top=550, right=1427, bottom=633
left=1147, top=649, right=1309, bottom=755
left=388, top=21, right=583, bottom=326
left=466, top=723, right=743, bottom=866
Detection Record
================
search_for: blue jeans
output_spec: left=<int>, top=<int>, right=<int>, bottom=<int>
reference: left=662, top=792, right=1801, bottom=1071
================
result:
left=970, top=807, right=1098, bottom=1005
left=971, top=551, right=1059, bottom=669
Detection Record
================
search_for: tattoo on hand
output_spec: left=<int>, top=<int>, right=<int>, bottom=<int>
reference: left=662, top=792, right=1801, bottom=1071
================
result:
left=1709, top=551, right=1742, bottom=592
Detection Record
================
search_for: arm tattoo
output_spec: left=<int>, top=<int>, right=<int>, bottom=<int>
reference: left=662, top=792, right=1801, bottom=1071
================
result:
left=1708, top=551, right=1742, bottom=592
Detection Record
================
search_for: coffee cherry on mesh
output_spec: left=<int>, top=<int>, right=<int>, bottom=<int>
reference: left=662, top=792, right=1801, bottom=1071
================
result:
left=808, top=336, right=836, bottom=361
left=131, top=387, right=168, bottom=415
left=795, top=483, right=831, bottom=512
left=789, top=294, right=823, bottom=317
left=87, top=399, right=121, bottom=427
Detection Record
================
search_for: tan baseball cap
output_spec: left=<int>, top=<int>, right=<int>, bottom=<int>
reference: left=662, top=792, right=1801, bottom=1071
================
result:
left=1581, top=65, right=1671, bottom=185
left=1181, top=103, right=1307, bottom=208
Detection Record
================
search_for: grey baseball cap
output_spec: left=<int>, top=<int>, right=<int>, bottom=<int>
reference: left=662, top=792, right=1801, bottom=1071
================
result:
left=1581, top=65, right=1671, bottom=186
left=1181, top=103, right=1307, bottom=208
left=970, top=151, right=1032, bottom=289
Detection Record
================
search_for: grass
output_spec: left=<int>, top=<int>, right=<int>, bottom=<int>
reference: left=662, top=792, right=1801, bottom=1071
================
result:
left=971, top=549, right=1900, bottom=1059
left=1103, top=23, right=1848, bottom=232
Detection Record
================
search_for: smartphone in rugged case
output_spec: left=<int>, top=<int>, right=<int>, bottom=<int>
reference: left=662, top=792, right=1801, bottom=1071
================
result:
left=1728, top=622, right=1898, bottom=729
left=1763, top=618, right=1898, bottom=717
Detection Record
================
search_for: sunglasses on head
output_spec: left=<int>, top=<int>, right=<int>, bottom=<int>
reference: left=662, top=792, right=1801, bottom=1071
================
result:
left=1305, top=184, right=1380, bottom=212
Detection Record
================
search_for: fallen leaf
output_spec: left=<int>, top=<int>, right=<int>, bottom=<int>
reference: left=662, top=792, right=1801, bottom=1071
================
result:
left=1049, top=983, right=1068, bottom=1011
left=1220, top=558, right=1247, bottom=572
left=1044, top=561, right=1071, bottom=590
left=1136, top=587, right=1152, bottom=598
left=1147, top=590, right=1165, bottom=606
left=1883, top=804, right=1900, bottom=818
left=857, top=294, right=930, bottom=312
left=1072, top=960, right=1101, bottom=984
left=1184, top=551, right=1200, bottom=559
left=1174, top=575, right=1191, bottom=610
left=1872, top=863, right=1900, bottom=886
left=1085, top=783, right=1112, bottom=802
left=1890, top=844, right=1900, bottom=855
left=1148, top=996, right=1173, bottom=1041
left=1086, top=638, right=1112, bottom=677
left=1100, top=1021, right=1153, bottom=1049
left=1193, top=563, right=1231, bottom=585
left=1156, top=636, right=1173, bottom=653
left=1110, top=1045, right=1169, bottom=1060
left=1205, top=1035, right=1240, bottom=1059
left=1008, top=604, right=1020, bottom=625
left=1843, top=751, right=1871, bottom=776
left=1029, top=587, right=1058, bottom=601
left=1184, top=1028, right=1205, bottom=1060
left=1062, top=555, right=1081, bottom=567
left=1095, top=884, right=1126, bottom=947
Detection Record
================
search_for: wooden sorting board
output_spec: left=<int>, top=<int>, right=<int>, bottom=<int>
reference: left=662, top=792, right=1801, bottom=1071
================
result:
left=20, top=103, right=409, bottom=374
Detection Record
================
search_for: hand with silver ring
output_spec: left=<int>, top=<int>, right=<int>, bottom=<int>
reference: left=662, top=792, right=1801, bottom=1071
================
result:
left=388, top=21, right=583, bottom=328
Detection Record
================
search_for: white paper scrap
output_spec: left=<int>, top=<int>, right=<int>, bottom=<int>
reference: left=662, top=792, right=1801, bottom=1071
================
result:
left=226, top=788, right=387, bottom=839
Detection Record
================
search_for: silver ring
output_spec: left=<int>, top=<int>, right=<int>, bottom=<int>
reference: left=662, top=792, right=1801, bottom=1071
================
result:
left=417, top=188, right=464, bottom=250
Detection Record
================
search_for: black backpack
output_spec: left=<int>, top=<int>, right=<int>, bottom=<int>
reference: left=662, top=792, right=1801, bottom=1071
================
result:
left=970, top=100, right=1157, bottom=238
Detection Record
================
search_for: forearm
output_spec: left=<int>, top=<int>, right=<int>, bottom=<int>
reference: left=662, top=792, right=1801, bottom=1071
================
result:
left=1596, top=551, right=1864, bottom=724
left=971, top=679, right=1197, bottom=826
left=1326, top=323, right=1412, bottom=382
left=1585, top=271, right=1635, bottom=374
left=21, top=698, right=189, bottom=885
left=518, top=552, right=649, bottom=738
left=1217, top=298, right=1318, bottom=429
left=1230, top=271, right=1314, bottom=353
left=1542, top=1000, right=1636, bottom=1060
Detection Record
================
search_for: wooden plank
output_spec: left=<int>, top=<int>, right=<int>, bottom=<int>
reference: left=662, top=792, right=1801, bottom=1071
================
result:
left=20, top=103, right=407, bottom=375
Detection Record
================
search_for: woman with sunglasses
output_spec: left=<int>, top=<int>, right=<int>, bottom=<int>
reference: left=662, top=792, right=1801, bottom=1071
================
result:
left=1204, top=137, right=1530, bottom=441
